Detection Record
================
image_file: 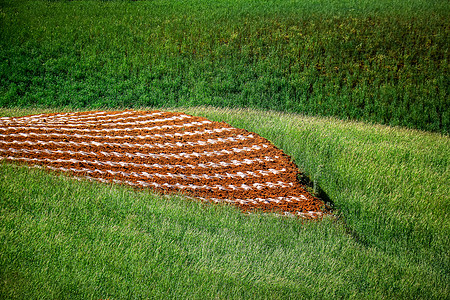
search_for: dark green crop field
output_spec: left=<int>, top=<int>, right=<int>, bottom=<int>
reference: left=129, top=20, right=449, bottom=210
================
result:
left=0, top=0, right=449, bottom=133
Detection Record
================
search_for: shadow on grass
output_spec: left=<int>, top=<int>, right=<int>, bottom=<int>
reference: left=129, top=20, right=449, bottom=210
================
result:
left=298, top=172, right=370, bottom=247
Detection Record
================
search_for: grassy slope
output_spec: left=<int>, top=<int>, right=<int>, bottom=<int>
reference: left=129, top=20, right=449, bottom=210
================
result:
left=1, top=107, right=449, bottom=299
left=0, top=0, right=449, bottom=133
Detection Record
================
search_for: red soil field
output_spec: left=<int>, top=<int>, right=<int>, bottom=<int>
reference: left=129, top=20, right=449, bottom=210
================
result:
left=0, top=110, right=328, bottom=218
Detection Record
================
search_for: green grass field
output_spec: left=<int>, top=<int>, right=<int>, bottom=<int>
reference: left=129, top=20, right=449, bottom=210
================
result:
left=0, top=0, right=449, bottom=299
left=0, top=0, right=448, bottom=133
left=1, top=107, right=449, bottom=299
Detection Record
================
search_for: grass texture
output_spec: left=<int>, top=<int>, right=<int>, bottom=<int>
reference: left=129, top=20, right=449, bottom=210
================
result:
left=0, top=0, right=449, bottom=133
left=1, top=107, right=449, bottom=299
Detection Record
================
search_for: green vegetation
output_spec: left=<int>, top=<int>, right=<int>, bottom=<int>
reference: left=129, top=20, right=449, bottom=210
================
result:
left=1, top=107, right=449, bottom=299
left=0, top=0, right=448, bottom=133
left=1, top=0, right=449, bottom=298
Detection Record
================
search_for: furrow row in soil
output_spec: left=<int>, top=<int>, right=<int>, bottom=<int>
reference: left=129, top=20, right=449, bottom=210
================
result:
left=0, top=110, right=328, bottom=218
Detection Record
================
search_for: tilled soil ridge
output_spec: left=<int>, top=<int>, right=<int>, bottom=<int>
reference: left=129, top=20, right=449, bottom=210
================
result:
left=0, top=110, right=327, bottom=218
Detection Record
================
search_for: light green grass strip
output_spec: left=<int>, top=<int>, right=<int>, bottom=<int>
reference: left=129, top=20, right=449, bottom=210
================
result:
left=184, top=107, right=449, bottom=253
left=1, top=107, right=449, bottom=299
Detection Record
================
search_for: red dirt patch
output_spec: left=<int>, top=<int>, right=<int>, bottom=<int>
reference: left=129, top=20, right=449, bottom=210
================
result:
left=0, top=110, right=327, bottom=218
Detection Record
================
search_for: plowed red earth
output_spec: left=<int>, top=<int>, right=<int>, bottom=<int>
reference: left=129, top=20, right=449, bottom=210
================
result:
left=0, top=110, right=327, bottom=218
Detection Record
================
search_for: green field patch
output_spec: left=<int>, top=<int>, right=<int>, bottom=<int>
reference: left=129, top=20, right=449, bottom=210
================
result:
left=0, top=0, right=448, bottom=133
left=1, top=107, right=448, bottom=298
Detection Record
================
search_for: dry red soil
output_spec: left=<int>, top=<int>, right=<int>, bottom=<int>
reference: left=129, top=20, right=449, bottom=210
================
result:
left=0, top=110, right=327, bottom=218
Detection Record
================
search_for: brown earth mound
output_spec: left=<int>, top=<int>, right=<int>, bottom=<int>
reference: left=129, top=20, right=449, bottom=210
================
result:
left=0, top=110, right=327, bottom=218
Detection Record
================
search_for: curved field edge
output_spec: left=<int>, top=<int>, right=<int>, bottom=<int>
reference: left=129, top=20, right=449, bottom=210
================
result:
left=0, top=107, right=448, bottom=299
